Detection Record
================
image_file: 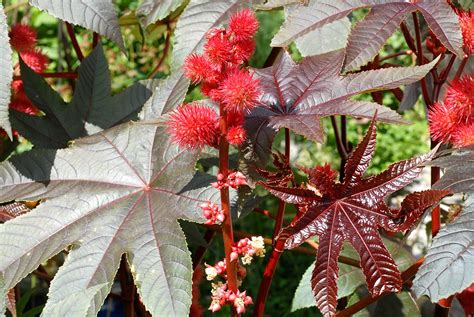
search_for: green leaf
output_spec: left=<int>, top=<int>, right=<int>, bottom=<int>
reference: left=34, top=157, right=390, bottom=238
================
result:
left=28, top=0, right=125, bottom=50
left=10, top=44, right=151, bottom=149
left=413, top=193, right=474, bottom=302
left=0, top=122, right=215, bottom=316
left=0, top=3, right=13, bottom=138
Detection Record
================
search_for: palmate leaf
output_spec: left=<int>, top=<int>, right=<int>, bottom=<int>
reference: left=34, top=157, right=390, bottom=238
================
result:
left=0, top=3, right=13, bottom=138
left=29, top=0, right=125, bottom=51
left=271, top=0, right=463, bottom=71
left=261, top=120, right=450, bottom=317
left=413, top=193, right=474, bottom=302
left=0, top=121, right=220, bottom=316
left=245, top=49, right=436, bottom=165
left=10, top=44, right=151, bottom=149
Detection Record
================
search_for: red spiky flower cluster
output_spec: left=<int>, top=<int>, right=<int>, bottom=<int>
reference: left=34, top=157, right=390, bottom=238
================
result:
left=166, top=102, right=219, bottom=149
left=8, top=23, right=50, bottom=117
left=167, top=9, right=260, bottom=150
left=428, top=74, right=474, bottom=147
left=457, top=9, right=474, bottom=54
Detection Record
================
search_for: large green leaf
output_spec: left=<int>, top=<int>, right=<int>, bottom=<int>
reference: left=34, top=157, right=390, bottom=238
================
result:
left=29, top=0, right=125, bottom=50
left=0, top=3, right=13, bottom=138
left=291, top=239, right=413, bottom=312
left=413, top=194, right=474, bottom=302
left=0, top=121, right=220, bottom=316
left=10, top=44, right=151, bottom=149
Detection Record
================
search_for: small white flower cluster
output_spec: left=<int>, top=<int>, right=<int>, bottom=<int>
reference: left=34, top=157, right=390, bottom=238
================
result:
left=231, top=236, right=266, bottom=265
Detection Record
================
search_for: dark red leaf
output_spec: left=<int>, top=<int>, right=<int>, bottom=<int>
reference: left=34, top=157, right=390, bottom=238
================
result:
left=263, top=121, right=448, bottom=317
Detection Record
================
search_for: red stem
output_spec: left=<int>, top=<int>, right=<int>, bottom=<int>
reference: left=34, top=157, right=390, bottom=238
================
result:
left=218, top=104, right=238, bottom=296
left=13, top=72, right=78, bottom=80
left=92, top=32, right=100, bottom=48
left=454, top=56, right=468, bottom=81
left=253, top=127, right=292, bottom=316
left=252, top=239, right=285, bottom=317
left=272, top=128, right=290, bottom=240
left=147, top=26, right=171, bottom=79
left=253, top=208, right=277, bottom=221
left=379, top=50, right=413, bottom=62
left=412, top=12, right=432, bottom=106
left=66, top=23, right=84, bottom=61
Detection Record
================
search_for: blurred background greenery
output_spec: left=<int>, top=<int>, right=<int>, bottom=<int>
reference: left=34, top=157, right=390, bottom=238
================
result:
left=1, top=0, right=444, bottom=316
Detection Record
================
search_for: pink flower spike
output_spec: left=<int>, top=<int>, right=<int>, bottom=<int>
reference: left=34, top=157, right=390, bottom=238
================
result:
left=166, top=102, right=219, bottom=149
left=229, top=9, right=259, bottom=41
left=218, top=69, right=261, bottom=113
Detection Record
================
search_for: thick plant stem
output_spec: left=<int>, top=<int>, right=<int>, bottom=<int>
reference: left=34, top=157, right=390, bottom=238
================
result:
left=65, top=23, right=84, bottom=61
left=412, top=13, right=432, bottom=105
left=147, top=26, right=171, bottom=79
left=272, top=128, right=290, bottom=241
left=454, top=56, right=468, bottom=81
left=218, top=104, right=238, bottom=294
left=253, top=239, right=285, bottom=317
left=255, top=129, right=291, bottom=315
left=13, top=72, right=78, bottom=80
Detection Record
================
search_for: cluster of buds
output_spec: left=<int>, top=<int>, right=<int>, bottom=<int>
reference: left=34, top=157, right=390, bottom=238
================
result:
left=167, top=9, right=261, bottom=149
left=205, top=260, right=227, bottom=281
left=209, top=282, right=253, bottom=314
left=211, top=171, right=247, bottom=190
left=9, top=24, right=49, bottom=116
left=428, top=73, right=473, bottom=148
left=231, top=236, right=266, bottom=265
left=200, top=201, right=225, bottom=225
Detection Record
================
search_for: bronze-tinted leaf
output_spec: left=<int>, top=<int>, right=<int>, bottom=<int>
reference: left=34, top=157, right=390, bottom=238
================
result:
left=262, top=120, right=449, bottom=317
